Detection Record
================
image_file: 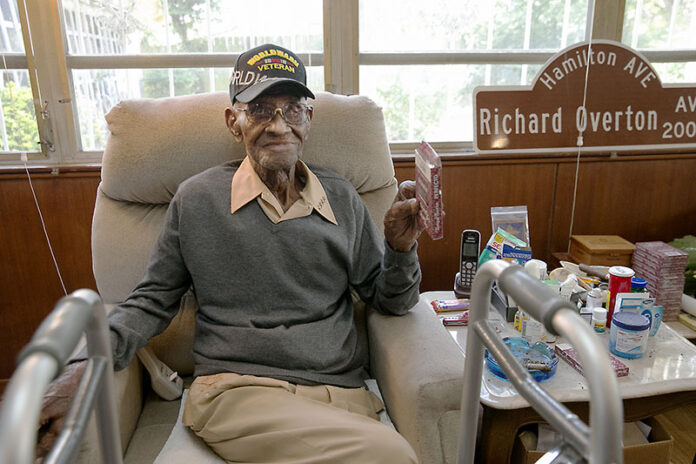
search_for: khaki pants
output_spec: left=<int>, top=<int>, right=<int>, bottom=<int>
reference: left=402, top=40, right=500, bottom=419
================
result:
left=183, top=373, right=418, bottom=464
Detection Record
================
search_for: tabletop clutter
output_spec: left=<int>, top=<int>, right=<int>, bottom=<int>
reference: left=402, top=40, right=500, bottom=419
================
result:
left=432, top=205, right=691, bottom=382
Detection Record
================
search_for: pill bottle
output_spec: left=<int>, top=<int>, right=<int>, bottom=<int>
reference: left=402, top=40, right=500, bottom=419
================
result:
left=586, top=288, right=603, bottom=309
left=630, top=277, right=648, bottom=293
left=522, top=316, right=542, bottom=344
left=591, top=307, right=607, bottom=333
left=579, top=306, right=593, bottom=325
left=609, top=311, right=650, bottom=359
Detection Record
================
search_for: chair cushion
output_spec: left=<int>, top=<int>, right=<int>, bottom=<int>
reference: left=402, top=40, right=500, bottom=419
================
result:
left=101, top=91, right=395, bottom=204
left=124, top=391, right=191, bottom=464
left=149, top=390, right=225, bottom=464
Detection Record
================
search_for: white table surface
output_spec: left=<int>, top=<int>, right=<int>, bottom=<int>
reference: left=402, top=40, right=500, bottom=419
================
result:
left=421, top=291, right=696, bottom=410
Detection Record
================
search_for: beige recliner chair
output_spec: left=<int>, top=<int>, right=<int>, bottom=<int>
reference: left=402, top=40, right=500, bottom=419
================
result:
left=90, top=91, right=465, bottom=464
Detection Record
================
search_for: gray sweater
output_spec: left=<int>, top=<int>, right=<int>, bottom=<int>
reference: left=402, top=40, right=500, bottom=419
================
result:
left=107, top=161, right=421, bottom=387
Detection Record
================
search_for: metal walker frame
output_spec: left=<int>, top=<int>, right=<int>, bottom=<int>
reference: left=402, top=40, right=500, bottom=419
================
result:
left=457, top=260, right=624, bottom=464
left=0, top=289, right=122, bottom=464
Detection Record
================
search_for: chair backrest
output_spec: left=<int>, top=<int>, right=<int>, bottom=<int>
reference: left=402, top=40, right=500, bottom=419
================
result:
left=92, top=91, right=397, bottom=375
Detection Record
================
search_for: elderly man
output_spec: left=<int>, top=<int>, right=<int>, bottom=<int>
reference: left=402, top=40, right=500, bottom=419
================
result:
left=39, top=43, right=423, bottom=463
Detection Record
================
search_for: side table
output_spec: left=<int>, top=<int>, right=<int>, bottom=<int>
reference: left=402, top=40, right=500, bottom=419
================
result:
left=421, top=290, right=696, bottom=463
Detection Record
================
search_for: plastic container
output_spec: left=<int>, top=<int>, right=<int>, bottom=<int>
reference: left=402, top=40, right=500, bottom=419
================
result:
left=586, top=288, right=604, bottom=309
left=609, top=311, right=650, bottom=359
left=513, top=309, right=528, bottom=332
left=606, top=266, right=635, bottom=327
left=484, top=337, right=558, bottom=382
left=543, top=279, right=561, bottom=293
left=592, top=307, right=608, bottom=333
left=579, top=306, right=593, bottom=325
left=630, top=277, right=648, bottom=293
left=640, top=299, right=663, bottom=337
left=521, top=316, right=543, bottom=344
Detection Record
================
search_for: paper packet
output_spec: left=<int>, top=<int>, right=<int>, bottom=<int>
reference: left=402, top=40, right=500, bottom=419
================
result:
left=415, top=141, right=444, bottom=240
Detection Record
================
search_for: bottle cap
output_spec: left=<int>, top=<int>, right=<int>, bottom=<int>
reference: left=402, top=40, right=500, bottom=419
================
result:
left=592, top=307, right=608, bottom=322
left=588, top=288, right=602, bottom=297
left=609, top=266, right=635, bottom=278
left=631, top=277, right=647, bottom=289
left=611, top=311, right=650, bottom=331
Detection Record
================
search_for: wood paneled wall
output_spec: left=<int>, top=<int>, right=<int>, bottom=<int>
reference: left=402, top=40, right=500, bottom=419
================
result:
left=0, top=170, right=101, bottom=383
left=1, top=153, right=695, bottom=385
left=551, top=157, right=696, bottom=250
left=395, top=153, right=696, bottom=291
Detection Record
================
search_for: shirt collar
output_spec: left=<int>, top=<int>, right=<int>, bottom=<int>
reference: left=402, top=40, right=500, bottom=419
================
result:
left=296, top=161, right=337, bottom=225
left=230, top=157, right=337, bottom=225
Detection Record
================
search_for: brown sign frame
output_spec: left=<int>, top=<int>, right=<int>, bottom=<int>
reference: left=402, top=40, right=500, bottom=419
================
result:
left=474, top=40, right=696, bottom=154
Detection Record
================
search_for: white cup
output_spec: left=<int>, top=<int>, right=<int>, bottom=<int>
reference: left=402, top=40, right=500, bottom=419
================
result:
left=525, top=259, right=548, bottom=280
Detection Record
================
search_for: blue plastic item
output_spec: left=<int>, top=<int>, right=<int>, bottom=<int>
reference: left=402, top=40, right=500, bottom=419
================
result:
left=630, top=277, right=648, bottom=292
left=485, top=337, right=558, bottom=382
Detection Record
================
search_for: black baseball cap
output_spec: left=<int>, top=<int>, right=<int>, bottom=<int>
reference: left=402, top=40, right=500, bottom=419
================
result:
left=230, top=43, right=315, bottom=103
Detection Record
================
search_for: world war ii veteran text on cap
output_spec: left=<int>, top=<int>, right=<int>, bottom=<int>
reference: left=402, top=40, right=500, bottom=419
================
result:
left=230, top=44, right=315, bottom=103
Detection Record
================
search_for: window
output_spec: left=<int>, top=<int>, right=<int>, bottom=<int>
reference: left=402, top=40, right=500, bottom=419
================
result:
left=360, top=0, right=589, bottom=148
left=622, top=0, right=696, bottom=83
left=360, top=0, right=696, bottom=151
left=2, top=0, right=323, bottom=166
left=61, top=0, right=323, bottom=153
left=1, top=0, right=695, bottom=167
left=62, top=0, right=323, bottom=156
left=0, top=0, right=40, bottom=159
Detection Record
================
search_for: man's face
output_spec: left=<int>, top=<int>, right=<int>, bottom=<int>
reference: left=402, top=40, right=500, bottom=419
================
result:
left=226, top=92, right=313, bottom=172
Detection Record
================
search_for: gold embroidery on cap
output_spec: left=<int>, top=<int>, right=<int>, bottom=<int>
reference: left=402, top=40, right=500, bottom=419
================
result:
left=247, top=49, right=299, bottom=67
left=256, top=60, right=296, bottom=73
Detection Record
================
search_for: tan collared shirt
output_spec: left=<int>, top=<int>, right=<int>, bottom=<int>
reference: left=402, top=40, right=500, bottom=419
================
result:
left=230, top=157, right=337, bottom=225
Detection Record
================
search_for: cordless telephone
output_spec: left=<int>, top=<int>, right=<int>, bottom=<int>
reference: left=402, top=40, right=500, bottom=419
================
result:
left=454, top=229, right=481, bottom=298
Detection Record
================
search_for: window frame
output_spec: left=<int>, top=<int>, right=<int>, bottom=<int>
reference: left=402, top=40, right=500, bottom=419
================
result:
left=0, top=0, right=48, bottom=164
left=1, top=0, right=695, bottom=168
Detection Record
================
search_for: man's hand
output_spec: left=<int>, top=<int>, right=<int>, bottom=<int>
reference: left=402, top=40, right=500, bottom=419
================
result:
left=35, top=360, right=87, bottom=460
left=384, top=180, right=425, bottom=252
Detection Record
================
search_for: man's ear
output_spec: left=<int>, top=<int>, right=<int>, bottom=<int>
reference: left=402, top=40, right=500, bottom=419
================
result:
left=225, top=107, right=243, bottom=142
left=304, top=106, right=313, bottom=139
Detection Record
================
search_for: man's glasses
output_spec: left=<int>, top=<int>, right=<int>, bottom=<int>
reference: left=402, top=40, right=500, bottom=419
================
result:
left=237, top=102, right=312, bottom=125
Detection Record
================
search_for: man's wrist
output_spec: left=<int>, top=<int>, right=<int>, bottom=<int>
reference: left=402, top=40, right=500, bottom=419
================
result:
left=384, top=238, right=418, bottom=259
left=385, top=236, right=416, bottom=253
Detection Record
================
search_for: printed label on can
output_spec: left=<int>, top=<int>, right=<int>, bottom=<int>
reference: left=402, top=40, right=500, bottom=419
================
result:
left=615, top=329, right=648, bottom=354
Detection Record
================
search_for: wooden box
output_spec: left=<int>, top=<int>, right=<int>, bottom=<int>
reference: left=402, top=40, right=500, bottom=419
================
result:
left=569, top=235, right=635, bottom=266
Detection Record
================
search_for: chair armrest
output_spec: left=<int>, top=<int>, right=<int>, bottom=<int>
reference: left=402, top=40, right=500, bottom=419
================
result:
left=74, top=358, right=144, bottom=463
left=114, top=358, right=145, bottom=453
left=367, top=294, right=465, bottom=464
